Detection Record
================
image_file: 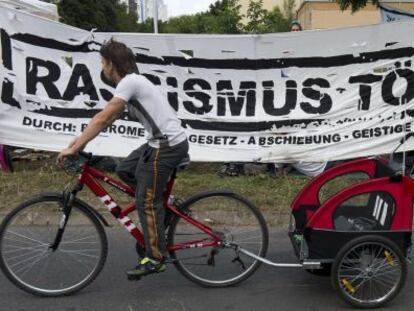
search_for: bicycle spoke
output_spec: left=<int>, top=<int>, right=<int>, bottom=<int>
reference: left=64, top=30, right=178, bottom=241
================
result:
left=371, top=275, right=397, bottom=288
left=65, top=251, right=96, bottom=271
left=14, top=251, right=49, bottom=275
left=61, top=230, right=96, bottom=243
left=60, top=235, right=100, bottom=244
left=170, top=193, right=267, bottom=287
left=33, top=251, right=51, bottom=287
left=339, top=273, right=364, bottom=280
left=5, top=247, right=46, bottom=261
left=230, top=228, right=262, bottom=236
left=5, top=231, right=48, bottom=246
left=372, top=261, right=400, bottom=273
left=0, top=199, right=107, bottom=295
left=335, top=239, right=405, bottom=308
left=59, top=251, right=84, bottom=282
left=9, top=250, right=50, bottom=268
left=3, top=244, right=47, bottom=254
left=59, top=249, right=100, bottom=259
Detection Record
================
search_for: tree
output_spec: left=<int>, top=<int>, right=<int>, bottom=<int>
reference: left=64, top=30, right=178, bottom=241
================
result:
left=244, top=0, right=293, bottom=34
left=206, top=0, right=244, bottom=34
left=261, top=6, right=291, bottom=33
left=245, top=0, right=267, bottom=33
left=282, top=0, right=296, bottom=24
left=58, top=0, right=292, bottom=34
left=335, top=0, right=380, bottom=12
left=160, top=15, right=205, bottom=33
left=58, top=0, right=140, bottom=32
left=115, top=8, right=142, bottom=32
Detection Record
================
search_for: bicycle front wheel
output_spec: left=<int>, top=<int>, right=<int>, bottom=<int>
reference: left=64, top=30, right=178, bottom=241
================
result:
left=0, top=195, right=108, bottom=296
left=167, top=191, right=268, bottom=287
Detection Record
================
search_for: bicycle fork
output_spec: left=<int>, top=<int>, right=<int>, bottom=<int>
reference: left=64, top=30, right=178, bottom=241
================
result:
left=49, top=183, right=83, bottom=251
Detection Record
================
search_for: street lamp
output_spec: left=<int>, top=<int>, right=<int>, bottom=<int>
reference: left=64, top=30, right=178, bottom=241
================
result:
left=153, top=0, right=158, bottom=33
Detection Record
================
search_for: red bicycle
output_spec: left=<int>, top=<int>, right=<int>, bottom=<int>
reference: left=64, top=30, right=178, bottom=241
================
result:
left=0, top=151, right=269, bottom=296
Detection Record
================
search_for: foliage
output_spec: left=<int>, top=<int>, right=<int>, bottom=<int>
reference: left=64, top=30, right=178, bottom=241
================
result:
left=244, top=0, right=267, bottom=33
left=282, top=0, right=296, bottom=25
left=114, top=6, right=143, bottom=32
left=335, top=0, right=379, bottom=12
left=244, top=0, right=294, bottom=33
left=204, top=0, right=244, bottom=34
left=58, top=0, right=139, bottom=32
left=58, top=0, right=294, bottom=34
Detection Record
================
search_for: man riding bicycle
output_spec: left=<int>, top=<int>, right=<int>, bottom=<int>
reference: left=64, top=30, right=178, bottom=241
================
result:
left=57, top=39, right=188, bottom=280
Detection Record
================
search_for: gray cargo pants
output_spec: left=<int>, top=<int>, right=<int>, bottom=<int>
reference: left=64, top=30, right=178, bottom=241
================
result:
left=116, top=139, right=189, bottom=261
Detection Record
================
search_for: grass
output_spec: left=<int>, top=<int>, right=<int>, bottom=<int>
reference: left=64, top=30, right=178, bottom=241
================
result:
left=0, top=158, right=367, bottom=226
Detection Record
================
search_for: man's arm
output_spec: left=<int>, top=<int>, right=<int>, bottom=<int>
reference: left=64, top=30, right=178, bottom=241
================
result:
left=57, top=97, right=126, bottom=164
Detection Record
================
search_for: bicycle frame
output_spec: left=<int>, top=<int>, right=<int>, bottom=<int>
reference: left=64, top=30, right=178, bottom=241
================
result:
left=73, top=160, right=222, bottom=253
left=74, top=162, right=314, bottom=269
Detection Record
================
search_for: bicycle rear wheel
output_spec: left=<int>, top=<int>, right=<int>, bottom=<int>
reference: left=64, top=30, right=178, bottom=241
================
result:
left=332, top=235, right=406, bottom=308
left=167, top=191, right=268, bottom=287
left=0, top=195, right=107, bottom=296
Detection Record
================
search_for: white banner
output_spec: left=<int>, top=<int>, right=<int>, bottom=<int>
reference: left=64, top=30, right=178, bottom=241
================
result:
left=0, top=0, right=58, bottom=20
left=1, top=6, right=414, bottom=162
left=380, top=3, right=414, bottom=22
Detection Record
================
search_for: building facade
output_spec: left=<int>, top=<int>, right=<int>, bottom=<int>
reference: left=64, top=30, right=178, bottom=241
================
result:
left=121, top=0, right=168, bottom=22
left=237, top=0, right=414, bottom=30
left=297, top=0, right=414, bottom=30
left=137, top=0, right=168, bottom=22
left=128, top=0, right=137, bottom=16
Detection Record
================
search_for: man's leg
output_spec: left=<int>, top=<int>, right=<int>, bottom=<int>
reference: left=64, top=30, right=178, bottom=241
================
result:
left=115, top=144, right=148, bottom=188
left=127, top=140, right=189, bottom=279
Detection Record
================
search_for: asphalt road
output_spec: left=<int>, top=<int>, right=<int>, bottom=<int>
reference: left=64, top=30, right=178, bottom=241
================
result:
left=1, top=229, right=413, bottom=311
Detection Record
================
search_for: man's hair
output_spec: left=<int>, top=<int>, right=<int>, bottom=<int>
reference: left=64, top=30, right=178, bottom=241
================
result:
left=290, top=19, right=302, bottom=31
left=100, top=38, right=138, bottom=78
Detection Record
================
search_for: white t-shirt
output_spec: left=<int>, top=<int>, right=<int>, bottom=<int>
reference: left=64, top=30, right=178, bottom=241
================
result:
left=292, top=162, right=327, bottom=177
left=274, top=162, right=328, bottom=176
left=114, top=73, right=187, bottom=148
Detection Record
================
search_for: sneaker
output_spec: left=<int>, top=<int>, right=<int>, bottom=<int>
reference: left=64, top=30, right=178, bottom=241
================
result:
left=126, top=257, right=166, bottom=281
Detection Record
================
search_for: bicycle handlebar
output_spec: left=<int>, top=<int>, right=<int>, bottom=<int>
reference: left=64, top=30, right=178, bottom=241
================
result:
left=78, top=151, right=93, bottom=160
left=61, top=151, right=93, bottom=173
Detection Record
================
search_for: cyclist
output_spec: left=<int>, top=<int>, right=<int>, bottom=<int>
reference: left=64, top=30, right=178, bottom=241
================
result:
left=57, top=39, right=188, bottom=280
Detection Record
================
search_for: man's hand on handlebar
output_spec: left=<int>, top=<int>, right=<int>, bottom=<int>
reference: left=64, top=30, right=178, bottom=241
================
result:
left=57, top=147, right=79, bottom=168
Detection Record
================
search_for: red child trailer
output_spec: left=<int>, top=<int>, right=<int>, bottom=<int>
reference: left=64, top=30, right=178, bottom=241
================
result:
left=237, top=143, right=413, bottom=309
left=289, top=156, right=412, bottom=308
